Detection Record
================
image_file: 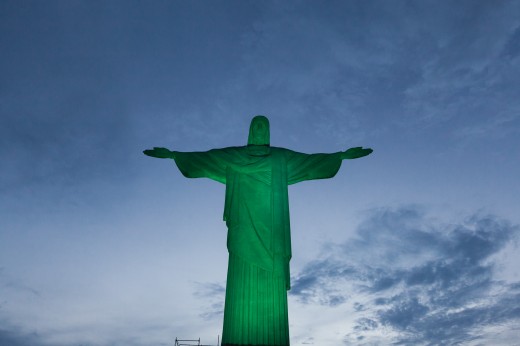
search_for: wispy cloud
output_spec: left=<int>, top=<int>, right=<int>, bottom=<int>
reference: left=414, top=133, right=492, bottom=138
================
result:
left=190, top=0, right=520, bottom=153
left=192, top=281, right=225, bottom=321
left=291, top=207, right=520, bottom=345
left=0, top=326, right=49, bottom=346
left=0, top=267, right=41, bottom=298
left=400, top=2, right=520, bottom=138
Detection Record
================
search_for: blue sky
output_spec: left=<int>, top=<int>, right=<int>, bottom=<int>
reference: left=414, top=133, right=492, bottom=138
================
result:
left=1, top=1, right=520, bottom=345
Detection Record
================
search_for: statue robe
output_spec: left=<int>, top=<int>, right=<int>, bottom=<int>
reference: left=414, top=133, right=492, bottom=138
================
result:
left=173, top=146, right=342, bottom=346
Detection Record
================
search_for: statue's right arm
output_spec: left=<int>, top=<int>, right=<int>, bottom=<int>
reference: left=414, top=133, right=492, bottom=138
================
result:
left=143, top=147, right=176, bottom=159
left=143, top=147, right=228, bottom=184
left=340, top=147, right=373, bottom=160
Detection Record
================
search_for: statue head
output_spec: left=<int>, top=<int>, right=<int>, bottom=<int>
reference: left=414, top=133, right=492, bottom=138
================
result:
left=248, top=115, right=270, bottom=146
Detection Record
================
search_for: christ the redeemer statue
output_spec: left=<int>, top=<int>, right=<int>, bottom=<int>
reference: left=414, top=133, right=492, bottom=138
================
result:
left=144, top=115, right=372, bottom=346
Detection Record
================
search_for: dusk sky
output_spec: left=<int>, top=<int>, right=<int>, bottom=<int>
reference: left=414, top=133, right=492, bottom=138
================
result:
left=1, top=1, right=520, bottom=345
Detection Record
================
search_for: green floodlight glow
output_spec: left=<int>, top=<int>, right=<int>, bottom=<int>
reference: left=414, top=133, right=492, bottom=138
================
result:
left=144, top=115, right=372, bottom=346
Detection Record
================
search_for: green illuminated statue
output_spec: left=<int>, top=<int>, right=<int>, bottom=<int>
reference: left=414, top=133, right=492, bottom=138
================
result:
left=144, top=116, right=372, bottom=346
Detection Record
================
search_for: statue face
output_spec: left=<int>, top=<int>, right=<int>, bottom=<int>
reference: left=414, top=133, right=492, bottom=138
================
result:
left=248, top=115, right=270, bottom=146
left=253, top=120, right=267, bottom=141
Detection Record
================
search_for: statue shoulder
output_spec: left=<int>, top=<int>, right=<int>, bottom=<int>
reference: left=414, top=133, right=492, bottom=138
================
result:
left=269, top=147, right=293, bottom=160
left=269, top=146, right=287, bottom=153
left=271, top=146, right=294, bottom=155
left=208, top=146, right=245, bottom=154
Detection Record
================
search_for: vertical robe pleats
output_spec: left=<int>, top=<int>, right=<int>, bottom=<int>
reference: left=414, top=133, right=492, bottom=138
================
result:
left=222, top=253, right=289, bottom=346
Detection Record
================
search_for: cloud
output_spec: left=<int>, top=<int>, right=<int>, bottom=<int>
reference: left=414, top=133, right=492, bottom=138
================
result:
left=218, top=1, right=520, bottom=150
left=192, top=281, right=225, bottom=321
left=290, top=207, right=520, bottom=345
left=0, top=327, right=49, bottom=346
left=0, top=267, right=41, bottom=299
left=400, top=1, right=520, bottom=138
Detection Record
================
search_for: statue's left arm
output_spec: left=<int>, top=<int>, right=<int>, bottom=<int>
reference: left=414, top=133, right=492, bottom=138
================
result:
left=286, top=146, right=372, bottom=185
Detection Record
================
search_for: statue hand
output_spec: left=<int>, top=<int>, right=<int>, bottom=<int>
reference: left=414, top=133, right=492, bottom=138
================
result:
left=143, top=147, right=175, bottom=159
left=341, top=147, right=373, bottom=159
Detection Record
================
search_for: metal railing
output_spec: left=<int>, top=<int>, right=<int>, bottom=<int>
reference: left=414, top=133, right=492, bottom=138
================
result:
left=174, top=336, right=220, bottom=346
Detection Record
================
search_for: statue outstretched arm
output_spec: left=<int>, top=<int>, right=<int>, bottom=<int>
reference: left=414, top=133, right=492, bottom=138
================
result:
left=144, top=146, right=233, bottom=184
left=143, top=147, right=176, bottom=159
left=340, top=147, right=373, bottom=160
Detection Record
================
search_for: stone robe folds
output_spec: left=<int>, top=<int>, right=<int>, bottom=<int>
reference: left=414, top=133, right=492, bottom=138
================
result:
left=173, top=146, right=342, bottom=346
